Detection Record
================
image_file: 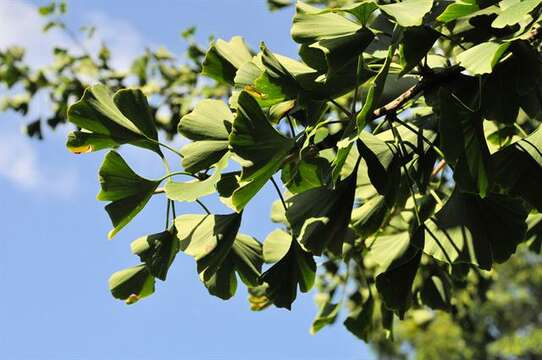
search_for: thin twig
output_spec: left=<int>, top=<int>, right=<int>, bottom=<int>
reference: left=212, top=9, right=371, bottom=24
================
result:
left=270, top=176, right=288, bottom=211
left=393, top=117, right=445, bottom=158
left=165, top=199, right=171, bottom=229
left=329, top=98, right=353, bottom=118
left=171, top=200, right=177, bottom=218
left=387, top=115, right=422, bottom=226
left=371, top=65, right=463, bottom=120
left=196, top=199, right=211, bottom=215
left=432, top=159, right=447, bottom=177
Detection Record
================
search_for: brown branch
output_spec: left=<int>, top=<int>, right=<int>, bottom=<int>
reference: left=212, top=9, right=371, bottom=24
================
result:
left=371, top=27, right=542, bottom=120
left=431, top=159, right=447, bottom=177
left=371, top=65, right=463, bottom=120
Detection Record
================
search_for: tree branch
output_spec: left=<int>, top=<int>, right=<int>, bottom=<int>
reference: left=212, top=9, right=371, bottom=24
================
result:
left=371, top=65, right=463, bottom=120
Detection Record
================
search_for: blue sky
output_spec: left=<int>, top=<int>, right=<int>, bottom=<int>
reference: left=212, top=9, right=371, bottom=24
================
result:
left=0, top=1, right=373, bottom=359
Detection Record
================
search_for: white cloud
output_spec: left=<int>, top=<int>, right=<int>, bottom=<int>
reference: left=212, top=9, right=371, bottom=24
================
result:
left=0, top=0, right=147, bottom=69
left=0, top=0, right=149, bottom=196
left=0, top=0, right=73, bottom=66
left=0, top=131, right=78, bottom=198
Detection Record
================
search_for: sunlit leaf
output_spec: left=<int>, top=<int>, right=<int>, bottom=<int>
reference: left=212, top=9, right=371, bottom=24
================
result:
left=131, top=229, right=179, bottom=281
left=492, top=0, right=541, bottom=28
left=175, top=213, right=262, bottom=299
left=261, top=233, right=316, bottom=310
left=165, top=153, right=229, bottom=202
left=67, top=85, right=162, bottom=155
left=229, top=91, right=295, bottom=211
left=456, top=42, right=510, bottom=75
left=422, top=190, right=527, bottom=270
left=202, top=36, right=252, bottom=85
left=97, top=151, right=161, bottom=239
left=379, top=0, right=433, bottom=27
left=109, top=264, right=155, bottom=304
left=286, top=172, right=357, bottom=256
left=178, top=99, right=233, bottom=173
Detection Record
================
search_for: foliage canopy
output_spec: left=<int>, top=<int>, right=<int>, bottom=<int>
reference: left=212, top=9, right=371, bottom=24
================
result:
left=2, top=0, right=542, bottom=357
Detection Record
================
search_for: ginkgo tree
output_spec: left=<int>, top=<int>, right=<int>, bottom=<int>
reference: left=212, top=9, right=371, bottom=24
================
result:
left=4, top=0, right=542, bottom=348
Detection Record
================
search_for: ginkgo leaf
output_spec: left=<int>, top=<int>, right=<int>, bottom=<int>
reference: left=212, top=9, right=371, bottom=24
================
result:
left=357, top=131, right=401, bottom=204
left=379, top=0, right=433, bottom=27
left=178, top=99, right=233, bottom=173
left=340, top=1, right=379, bottom=25
left=109, top=264, right=155, bottom=304
left=131, top=229, right=179, bottom=281
left=420, top=273, right=452, bottom=310
left=437, top=0, right=479, bottom=23
left=366, top=230, right=423, bottom=316
left=289, top=3, right=375, bottom=98
left=351, top=195, right=388, bottom=239
left=260, top=233, right=316, bottom=310
left=311, top=302, right=340, bottom=335
left=263, top=229, right=291, bottom=263
left=67, top=84, right=162, bottom=156
left=198, top=233, right=263, bottom=300
left=439, top=89, right=490, bottom=196
left=286, top=172, right=357, bottom=256
left=281, top=155, right=330, bottom=194
left=202, top=36, right=253, bottom=85
left=165, top=153, right=229, bottom=202
left=66, top=131, right=121, bottom=154
left=344, top=294, right=374, bottom=341
left=422, top=190, right=527, bottom=270
left=97, top=151, right=161, bottom=239
left=228, top=91, right=295, bottom=211
left=456, top=42, right=510, bottom=75
left=291, top=2, right=362, bottom=44
left=490, top=125, right=542, bottom=211
left=492, top=0, right=541, bottom=28
left=175, top=213, right=263, bottom=299
left=399, top=27, right=439, bottom=76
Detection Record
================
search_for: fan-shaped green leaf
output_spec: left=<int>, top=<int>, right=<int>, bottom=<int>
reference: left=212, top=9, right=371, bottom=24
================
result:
left=261, top=233, right=316, bottom=310
left=131, top=229, right=179, bottom=281
left=108, top=264, right=155, bottom=304
left=202, top=36, right=252, bottom=85
left=379, top=0, right=433, bottom=27
left=67, top=85, right=162, bottom=155
left=281, top=156, right=330, bottom=194
left=175, top=213, right=263, bottom=299
left=399, top=27, right=439, bottom=76
left=263, top=229, right=291, bottom=263
left=437, top=0, right=479, bottom=23
left=492, top=0, right=541, bottom=29
left=456, top=42, right=510, bottom=75
left=366, top=230, right=423, bottom=316
left=286, top=172, right=357, bottom=256
left=178, top=99, right=234, bottom=173
left=97, top=151, right=161, bottom=239
left=311, top=302, right=340, bottom=335
left=165, top=153, right=229, bottom=202
left=490, top=125, right=542, bottom=210
left=439, top=89, right=490, bottom=196
left=228, top=91, right=295, bottom=211
left=344, top=294, right=374, bottom=341
left=422, top=190, right=527, bottom=270
left=292, top=2, right=362, bottom=44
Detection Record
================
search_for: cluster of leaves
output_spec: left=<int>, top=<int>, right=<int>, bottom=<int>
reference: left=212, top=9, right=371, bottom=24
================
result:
left=0, top=0, right=227, bottom=141
left=369, top=246, right=542, bottom=359
left=3, top=0, right=542, bottom=350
